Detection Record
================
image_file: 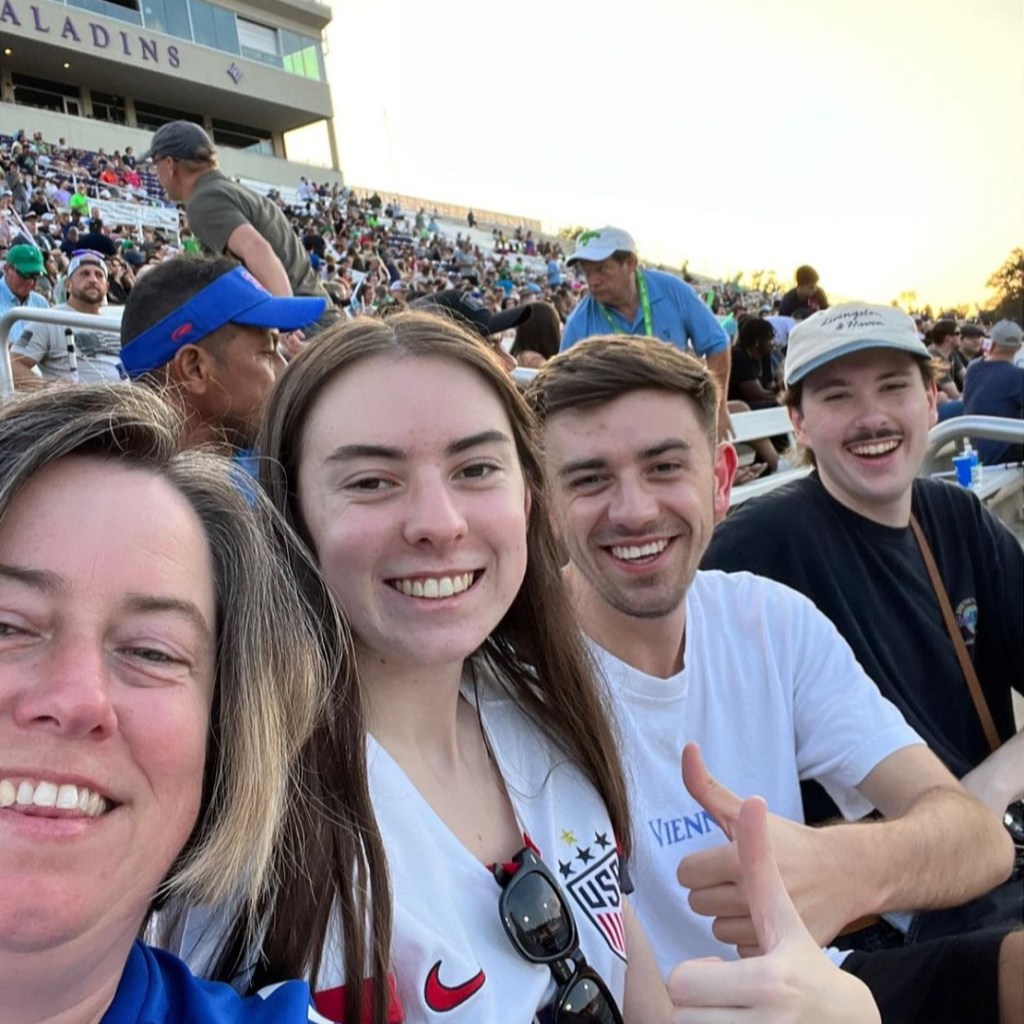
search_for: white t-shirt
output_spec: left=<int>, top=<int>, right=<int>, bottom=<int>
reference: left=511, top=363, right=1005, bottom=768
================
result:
left=592, top=570, right=922, bottom=979
left=311, top=678, right=629, bottom=1023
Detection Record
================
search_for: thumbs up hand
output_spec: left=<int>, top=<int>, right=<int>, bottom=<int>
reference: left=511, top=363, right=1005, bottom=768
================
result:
left=668, top=796, right=881, bottom=1023
left=676, top=744, right=857, bottom=950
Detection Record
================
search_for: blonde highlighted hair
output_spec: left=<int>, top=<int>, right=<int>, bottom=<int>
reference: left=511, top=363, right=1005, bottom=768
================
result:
left=0, top=384, right=335, bottom=917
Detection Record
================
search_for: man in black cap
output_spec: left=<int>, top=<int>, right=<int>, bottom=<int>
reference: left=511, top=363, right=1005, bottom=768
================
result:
left=142, top=121, right=331, bottom=322
left=412, top=288, right=532, bottom=371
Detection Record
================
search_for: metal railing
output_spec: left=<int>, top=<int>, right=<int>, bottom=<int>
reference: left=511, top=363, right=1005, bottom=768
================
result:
left=923, top=416, right=1024, bottom=475
left=0, top=306, right=124, bottom=399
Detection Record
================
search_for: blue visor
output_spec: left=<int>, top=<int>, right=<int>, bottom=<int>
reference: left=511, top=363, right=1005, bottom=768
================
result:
left=120, top=267, right=327, bottom=378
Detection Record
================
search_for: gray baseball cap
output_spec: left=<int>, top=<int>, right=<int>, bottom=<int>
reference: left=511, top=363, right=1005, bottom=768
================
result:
left=989, top=320, right=1023, bottom=349
left=785, top=302, right=931, bottom=387
left=141, top=120, right=216, bottom=162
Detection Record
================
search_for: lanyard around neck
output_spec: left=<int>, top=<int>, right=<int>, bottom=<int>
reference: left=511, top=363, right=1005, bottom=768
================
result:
left=598, top=270, right=653, bottom=336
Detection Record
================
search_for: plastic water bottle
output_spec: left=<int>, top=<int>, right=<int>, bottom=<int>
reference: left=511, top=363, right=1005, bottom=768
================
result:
left=963, top=440, right=982, bottom=487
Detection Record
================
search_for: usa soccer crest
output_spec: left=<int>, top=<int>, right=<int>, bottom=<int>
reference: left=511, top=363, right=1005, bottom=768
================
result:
left=557, top=831, right=626, bottom=961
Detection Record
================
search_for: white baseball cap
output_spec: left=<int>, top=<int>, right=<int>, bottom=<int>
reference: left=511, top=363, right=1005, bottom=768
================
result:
left=566, top=226, right=637, bottom=265
left=784, top=302, right=931, bottom=387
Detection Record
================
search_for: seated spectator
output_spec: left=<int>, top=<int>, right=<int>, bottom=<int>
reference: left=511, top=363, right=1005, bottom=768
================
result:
left=34, top=249, right=61, bottom=303
left=76, top=218, right=118, bottom=257
left=0, top=244, right=50, bottom=343
left=703, top=303, right=1023, bottom=947
left=10, top=209, right=47, bottom=251
left=119, top=256, right=324, bottom=451
left=926, top=319, right=963, bottom=418
left=69, top=183, right=90, bottom=216
left=728, top=315, right=780, bottom=408
left=953, top=322, right=987, bottom=389
left=28, top=187, right=49, bottom=217
left=59, top=226, right=81, bottom=257
left=778, top=264, right=828, bottom=317
left=511, top=299, right=561, bottom=367
left=11, top=251, right=122, bottom=384
left=121, top=164, right=142, bottom=190
left=963, top=319, right=1024, bottom=464
left=105, top=252, right=136, bottom=305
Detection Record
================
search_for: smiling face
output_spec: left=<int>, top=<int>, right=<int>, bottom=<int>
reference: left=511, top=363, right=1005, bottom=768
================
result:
left=544, top=389, right=734, bottom=622
left=0, top=457, right=216, bottom=954
left=298, top=355, right=530, bottom=679
left=790, top=349, right=937, bottom=526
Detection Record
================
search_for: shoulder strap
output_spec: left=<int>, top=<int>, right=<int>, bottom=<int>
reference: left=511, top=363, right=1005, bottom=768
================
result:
left=908, top=513, right=1001, bottom=753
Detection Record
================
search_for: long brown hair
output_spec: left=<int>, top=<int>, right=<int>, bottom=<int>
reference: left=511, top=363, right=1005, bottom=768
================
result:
left=255, top=311, right=633, bottom=1010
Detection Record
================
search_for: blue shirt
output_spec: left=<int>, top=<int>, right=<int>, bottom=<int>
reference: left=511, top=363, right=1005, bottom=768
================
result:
left=962, top=358, right=1024, bottom=464
left=0, top=275, right=50, bottom=344
left=102, top=941, right=325, bottom=1023
left=560, top=268, right=728, bottom=356
left=547, top=259, right=562, bottom=287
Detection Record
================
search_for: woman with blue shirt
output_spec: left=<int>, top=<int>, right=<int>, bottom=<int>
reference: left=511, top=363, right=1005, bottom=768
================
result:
left=0, top=384, right=366, bottom=1023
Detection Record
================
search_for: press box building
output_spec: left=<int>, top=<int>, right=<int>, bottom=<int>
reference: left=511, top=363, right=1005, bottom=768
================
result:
left=0, top=0, right=341, bottom=184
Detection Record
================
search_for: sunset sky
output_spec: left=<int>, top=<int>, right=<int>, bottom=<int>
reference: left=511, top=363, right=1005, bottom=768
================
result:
left=289, top=0, right=1023, bottom=312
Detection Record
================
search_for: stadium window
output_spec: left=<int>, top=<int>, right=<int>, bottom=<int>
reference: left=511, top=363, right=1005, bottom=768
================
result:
left=211, top=118, right=274, bottom=156
left=12, top=73, right=81, bottom=116
left=92, top=90, right=128, bottom=125
left=67, top=0, right=143, bottom=26
left=280, top=30, right=324, bottom=82
left=190, top=0, right=240, bottom=55
left=140, top=0, right=191, bottom=40
left=135, top=101, right=203, bottom=132
left=237, top=16, right=283, bottom=69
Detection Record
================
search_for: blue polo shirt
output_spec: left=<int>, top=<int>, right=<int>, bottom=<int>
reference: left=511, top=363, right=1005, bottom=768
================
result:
left=0, top=275, right=50, bottom=344
left=102, top=941, right=325, bottom=1023
left=560, top=268, right=728, bottom=356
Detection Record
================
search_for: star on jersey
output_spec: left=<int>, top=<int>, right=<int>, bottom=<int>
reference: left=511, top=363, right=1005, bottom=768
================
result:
left=560, top=828, right=577, bottom=846
left=563, top=832, right=626, bottom=961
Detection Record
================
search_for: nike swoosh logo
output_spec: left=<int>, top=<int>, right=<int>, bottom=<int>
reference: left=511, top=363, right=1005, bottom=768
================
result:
left=423, top=959, right=486, bottom=1012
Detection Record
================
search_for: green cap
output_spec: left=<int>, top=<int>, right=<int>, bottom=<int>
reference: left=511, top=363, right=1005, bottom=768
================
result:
left=5, top=244, right=45, bottom=275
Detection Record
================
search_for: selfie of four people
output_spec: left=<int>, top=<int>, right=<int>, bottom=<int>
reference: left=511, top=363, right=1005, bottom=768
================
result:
left=1, top=294, right=1020, bottom=1023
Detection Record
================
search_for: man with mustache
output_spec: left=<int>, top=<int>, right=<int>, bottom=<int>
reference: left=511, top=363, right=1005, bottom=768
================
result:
left=703, top=302, right=1023, bottom=940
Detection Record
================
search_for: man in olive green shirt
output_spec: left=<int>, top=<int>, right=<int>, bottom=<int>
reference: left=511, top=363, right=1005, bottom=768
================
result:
left=142, top=121, right=330, bottom=313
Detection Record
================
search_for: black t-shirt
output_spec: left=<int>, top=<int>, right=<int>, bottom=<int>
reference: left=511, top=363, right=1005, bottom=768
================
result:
left=75, top=230, right=118, bottom=256
left=778, top=286, right=828, bottom=318
left=702, top=474, right=1022, bottom=821
left=728, top=346, right=774, bottom=405
left=728, top=346, right=760, bottom=401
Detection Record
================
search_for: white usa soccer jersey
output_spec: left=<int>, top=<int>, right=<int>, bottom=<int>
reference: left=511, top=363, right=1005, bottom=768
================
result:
left=312, top=678, right=630, bottom=1023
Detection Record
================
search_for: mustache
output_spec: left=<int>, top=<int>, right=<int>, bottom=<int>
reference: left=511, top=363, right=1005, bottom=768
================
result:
left=844, top=429, right=903, bottom=445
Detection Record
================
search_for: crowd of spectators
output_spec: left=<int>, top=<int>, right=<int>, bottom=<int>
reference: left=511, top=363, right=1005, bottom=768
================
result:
left=2, top=123, right=1021, bottom=450
left=0, top=119, right=1022, bottom=1024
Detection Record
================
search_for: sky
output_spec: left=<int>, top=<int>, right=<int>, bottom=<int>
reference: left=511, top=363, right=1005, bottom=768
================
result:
left=288, top=0, right=1023, bottom=312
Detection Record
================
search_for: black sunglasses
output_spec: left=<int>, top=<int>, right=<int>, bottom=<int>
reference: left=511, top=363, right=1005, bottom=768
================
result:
left=12, top=268, right=41, bottom=281
left=493, top=847, right=624, bottom=1024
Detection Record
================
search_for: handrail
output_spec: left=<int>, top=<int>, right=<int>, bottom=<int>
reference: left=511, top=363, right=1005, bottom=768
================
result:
left=0, top=307, right=124, bottom=400
left=923, top=416, right=1024, bottom=474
